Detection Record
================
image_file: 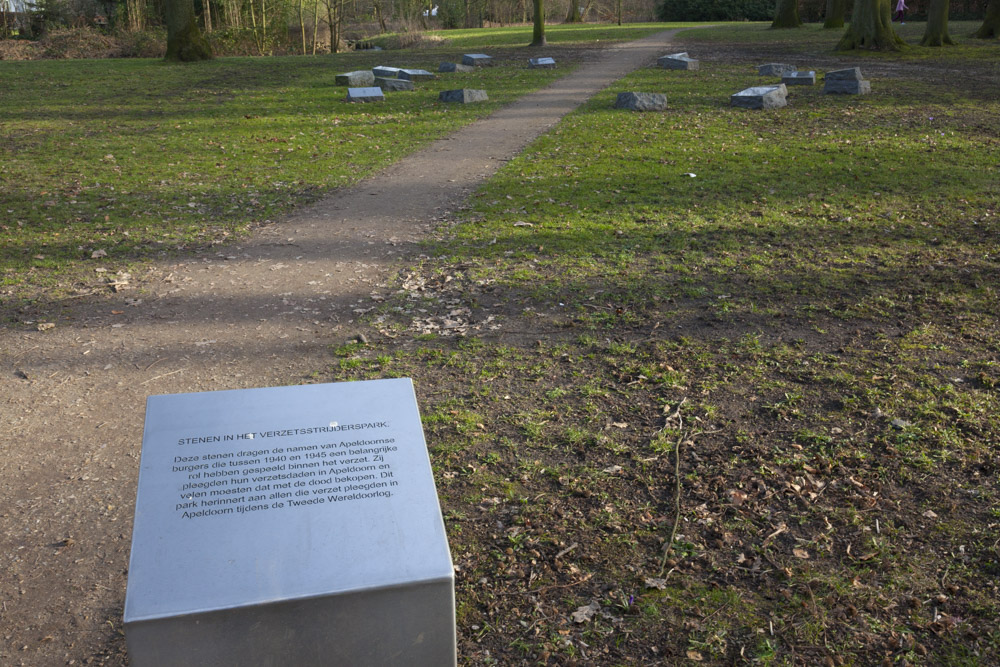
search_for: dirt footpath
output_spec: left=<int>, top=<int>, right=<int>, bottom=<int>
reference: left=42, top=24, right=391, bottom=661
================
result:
left=0, top=29, right=683, bottom=666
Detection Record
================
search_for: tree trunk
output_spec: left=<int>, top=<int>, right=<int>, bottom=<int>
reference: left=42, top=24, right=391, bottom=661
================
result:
left=921, top=0, right=954, bottom=45
left=530, top=0, right=545, bottom=45
left=973, top=0, right=999, bottom=37
left=297, top=0, right=306, bottom=54
left=824, top=0, right=845, bottom=28
left=165, top=0, right=213, bottom=61
left=771, top=0, right=802, bottom=27
left=203, top=0, right=212, bottom=31
left=565, top=0, right=580, bottom=22
left=838, top=0, right=906, bottom=49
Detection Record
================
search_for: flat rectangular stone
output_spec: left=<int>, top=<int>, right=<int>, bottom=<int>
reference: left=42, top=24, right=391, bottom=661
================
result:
left=462, top=53, right=492, bottom=67
left=398, top=68, right=436, bottom=81
left=730, top=84, right=788, bottom=109
left=824, top=79, right=871, bottom=95
left=825, top=67, right=864, bottom=81
left=372, top=66, right=402, bottom=78
left=782, top=71, right=816, bottom=85
left=124, top=379, right=455, bottom=666
left=439, top=62, right=474, bottom=73
left=758, top=63, right=796, bottom=76
left=658, top=52, right=699, bottom=71
left=375, top=77, right=415, bottom=91
left=335, top=70, right=375, bottom=87
left=614, top=91, right=667, bottom=111
left=439, top=88, right=488, bottom=103
left=528, top=57, right=556, bottom=69
left=345, top=87, right=385, bottom=102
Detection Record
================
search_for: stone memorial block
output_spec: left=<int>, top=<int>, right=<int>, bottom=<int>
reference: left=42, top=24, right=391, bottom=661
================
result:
left=439, top=62, right=474, bottom=73
left=346, top=87, right=385, bottom=103
left=730, top=84, right=788, bottom=109
left=439, top=88, right=488, bottom=103
left=335, top=70, right=375, bottom=87
left=375, top=77, right=415, bottom=92
left=658, top=52, right=699, bottom=70
left=398, top=68, right=436, bottom=81
left=462, top=53, right=492, bottom=67
left=824, top=67, right=871, bottom=95
left=372, top=65, right=402, bottom=78
left=124, top=379, right=455, bottom=667
left=528, top=57, right=556, bottom=69
left=782, top=70, right=816, bottom=86
left=758, top=63, right=796, bottom=77
left=614, top=91, right=667, bottom=112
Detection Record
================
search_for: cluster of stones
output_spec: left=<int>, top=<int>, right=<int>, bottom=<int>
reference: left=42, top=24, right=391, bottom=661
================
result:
left=823, top=67, right=871, bottom=95
left=337, top=64, right=440, bottom=102
left=657, top=52, right=699, bottom=70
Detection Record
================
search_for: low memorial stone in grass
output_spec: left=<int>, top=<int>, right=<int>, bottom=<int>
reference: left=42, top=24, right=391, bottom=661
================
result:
left=462, top=53, right=492, bottom=67
left=398, top=68, right=436, bottom=81
left=346, top=87, right=385, bottom=103
left=439, top=88, right=488, bottom=103
left=439, top=62, right=474, bottom=73
left=730, top=84, right=788, bottom=109
left=823, top=67, right=871, bottom=95
left=658, top=52, right=699, bottom=70
left=528, top=57, right=556, bottom=69
left=782, top=71, right=816, bottom=86
left=614, top=91, right=667, bottom=112
left=758, top=63, right=796, bottom=77
left=372, top=66, right=402, bottom=78
left=124, top=379, right=456, bottom=666
left=335, top=70, right=375, bottom=87
left=375, top=77, right=415, bottom=92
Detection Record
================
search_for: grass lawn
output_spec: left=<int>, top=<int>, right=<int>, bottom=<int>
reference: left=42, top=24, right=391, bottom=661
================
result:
left=325, top=23, right=1000, bottom=666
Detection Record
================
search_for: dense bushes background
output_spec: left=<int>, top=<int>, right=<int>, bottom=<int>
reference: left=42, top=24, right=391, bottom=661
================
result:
left=656, top=0, right=774, bottom=21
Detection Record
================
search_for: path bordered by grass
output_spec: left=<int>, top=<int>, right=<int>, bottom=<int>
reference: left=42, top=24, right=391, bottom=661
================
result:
left=331, top=27, right=1000, bottom=666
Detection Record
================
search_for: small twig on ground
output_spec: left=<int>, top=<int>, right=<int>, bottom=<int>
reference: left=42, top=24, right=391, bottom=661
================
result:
left=554, top=542, right=578, bottom=561
left=658, top=398, right=687, bottom=577
left=140, top=368, right=185, bottom=385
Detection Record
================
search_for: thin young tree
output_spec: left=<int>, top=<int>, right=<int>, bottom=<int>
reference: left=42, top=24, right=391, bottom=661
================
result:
left=920, top=0, right=954, bottom=45
left=973, top=0, right=999, bottom=38
left=165, top=0, right=213, bottom=60
left=530, top=0, right=545, bottom=45
left=837, top=0, right=905, bottom=50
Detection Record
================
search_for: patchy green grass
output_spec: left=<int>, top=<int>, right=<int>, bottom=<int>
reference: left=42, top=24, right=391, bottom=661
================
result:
left=0, top=50, right=567, bottom=301
left=329, top=27, right=1000, bottom=667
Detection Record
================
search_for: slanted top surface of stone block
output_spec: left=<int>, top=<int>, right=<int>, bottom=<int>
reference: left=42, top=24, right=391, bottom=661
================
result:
left=398, top=68, right=435, bottom=80
left=346, top=86, right=385, bottom=101
left=825, top=67, right=864, bottom=81
left=658, top=52, right=699, bottom=70
left=124, top=379, right=453, bottom=621
left=372, top=66, right=402, bottom=77
left=734, top=84, right=787, bottom=97
left=529, top=57, right=556, bottom=67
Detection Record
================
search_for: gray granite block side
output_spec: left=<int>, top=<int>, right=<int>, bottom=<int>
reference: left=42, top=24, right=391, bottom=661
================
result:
left=335, top=70, right=375, bottom=86
left=758, top=63, right=796, bottom=76
left=462, top=54, right=492, bottom=66
left=782, top=71, right=816, bottom=85
left=439, top=62, right=475, bottom=73
left=730, top=84, right=788, bottom=109
left=372, top=66, right=402, bottom=78
left=375, top=77, right=415, bottom=91
left=439, top=88, right=488, bottom=103
left=824, top=79, right=871, bottom=94
left=614, top=91, right=667, bottom=111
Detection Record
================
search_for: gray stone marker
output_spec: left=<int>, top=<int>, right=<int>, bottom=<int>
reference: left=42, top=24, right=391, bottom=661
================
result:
left=439, top=88, right=488, bottom=103
left=398, top=68, right=436, bottom=81
left=528, top=57, right=556, bottom=69
left=335, top=70, right=375, bottom=87
left=758, top=63, right=796, bottom=77
left=614, top=91, right=667, bottom=111
left=782, top=70, right=816, bottom=86
left=346, top=87, right=385, bottom=103
left=462, top=53, right=492, bottom=67
left=124, top=379, right=456, bottom=667
left=375, top=77, right=415, bottom=91
left=439, top=62, right=474, bottom=73
left=730, top=84, right=788, bottom=109
left=824, top=67, right=871, bottom=95
left=658, top=52, right=699, bottom=70
left=372, top=65, right=402, bottom=78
